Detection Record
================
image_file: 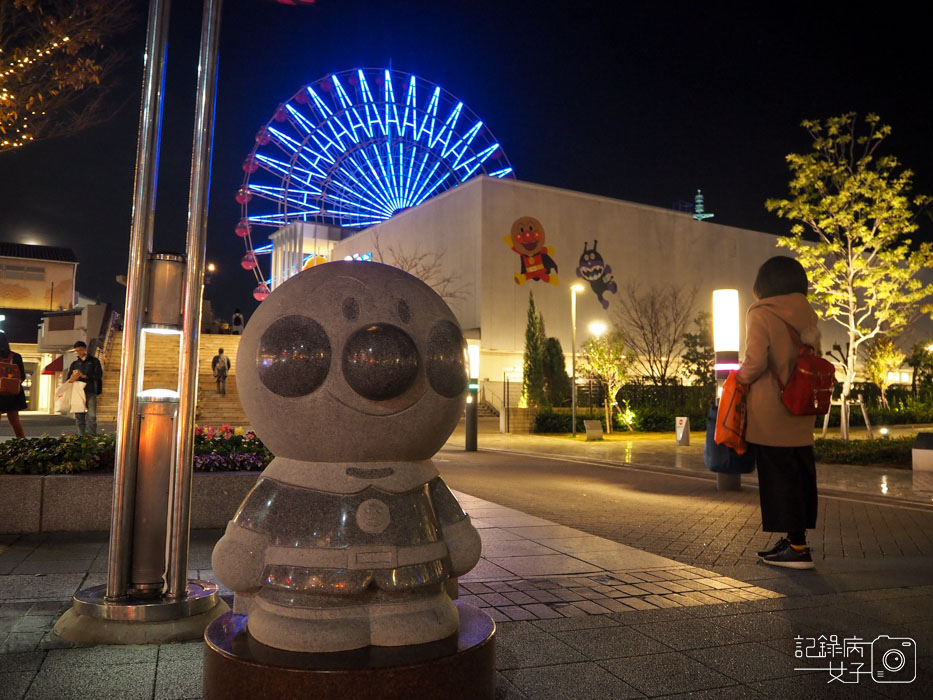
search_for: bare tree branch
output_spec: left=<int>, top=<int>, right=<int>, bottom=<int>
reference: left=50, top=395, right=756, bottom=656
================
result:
left=611, top=283, right=697, bottom=386
left=371, top=231, right=466, bottom=302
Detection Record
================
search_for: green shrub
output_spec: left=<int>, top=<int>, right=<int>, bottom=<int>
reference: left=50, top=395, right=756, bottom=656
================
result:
left=0, top=425, right=272, bottom=475
left=630, top=406, right=707, bottom=433
left=532, top=406, right=707, bottom=434
left=0, top=433, right=115, bottom=475
left=532, top=409, right=605, bottom=433
left=813, top=437, right=913, bottom=467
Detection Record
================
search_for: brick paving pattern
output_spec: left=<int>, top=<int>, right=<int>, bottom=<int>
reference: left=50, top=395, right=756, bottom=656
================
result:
left=459, top=569, right=782, bottom=622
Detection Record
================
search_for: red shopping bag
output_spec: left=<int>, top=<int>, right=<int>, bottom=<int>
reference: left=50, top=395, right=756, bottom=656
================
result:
left=715, top=370, right=749, bottom=455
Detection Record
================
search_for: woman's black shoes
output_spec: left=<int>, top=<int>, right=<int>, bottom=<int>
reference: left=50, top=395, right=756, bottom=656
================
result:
left=761, top=541, right=814, bottom=569
left=757, top=538, right=791, bottom=558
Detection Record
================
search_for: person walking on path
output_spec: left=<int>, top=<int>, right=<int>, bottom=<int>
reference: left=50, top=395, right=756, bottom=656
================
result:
left=0, top=332, right=27, bottom=438
left=736, top=256, right=821, bottom=569
left=231, top=308, right=245, bottom=335
left=212, top=348, right=230, bottom=396
left=67, top=340, right=103, bottom=435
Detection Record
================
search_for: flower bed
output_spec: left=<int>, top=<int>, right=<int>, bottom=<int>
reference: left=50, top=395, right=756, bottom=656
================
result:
left=0, top=425, right=272, bottom=475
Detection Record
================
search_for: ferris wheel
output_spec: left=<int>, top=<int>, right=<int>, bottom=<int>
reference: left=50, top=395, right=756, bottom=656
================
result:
left=236, top=67, right=515, bottom=300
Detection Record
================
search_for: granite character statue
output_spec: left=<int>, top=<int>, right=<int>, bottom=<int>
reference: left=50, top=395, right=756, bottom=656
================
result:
left=505, top=216, right=559, bottom=285
left=212, top=261, right=482, bottom=653
left=575, top=240, right=617, bottom=309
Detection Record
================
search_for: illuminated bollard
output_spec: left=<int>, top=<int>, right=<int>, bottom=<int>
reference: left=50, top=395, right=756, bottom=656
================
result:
left=130, top=389, right=179, bottom=597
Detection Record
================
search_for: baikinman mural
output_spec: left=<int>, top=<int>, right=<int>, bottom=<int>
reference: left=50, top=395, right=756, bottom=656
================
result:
left=575, top=240, right=617, bottom=309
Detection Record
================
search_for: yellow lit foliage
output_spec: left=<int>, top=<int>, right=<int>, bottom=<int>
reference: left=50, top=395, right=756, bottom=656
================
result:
left=767, top=113, right=932, bottom=435
left=0, top=0, right=134, bottom=151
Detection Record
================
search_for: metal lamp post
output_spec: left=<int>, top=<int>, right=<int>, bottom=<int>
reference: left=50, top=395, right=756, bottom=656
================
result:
left=56, top=0, right=226, bottom=641
left=465, top=342, right=479, bottom=451
left=570, top=283, right=585, bottom=437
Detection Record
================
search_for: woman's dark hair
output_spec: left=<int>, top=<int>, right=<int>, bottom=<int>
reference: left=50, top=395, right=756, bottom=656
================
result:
left=753, top=256, right=808, bottom=299
left=0, top=331, right=11, bottom=355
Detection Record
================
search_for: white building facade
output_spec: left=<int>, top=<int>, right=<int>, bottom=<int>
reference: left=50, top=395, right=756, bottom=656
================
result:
left=266, top=177, right=932, bottom=409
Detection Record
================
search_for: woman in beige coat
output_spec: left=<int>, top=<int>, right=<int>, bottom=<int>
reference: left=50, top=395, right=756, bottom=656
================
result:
left=736, top=256, right=821, bottom=569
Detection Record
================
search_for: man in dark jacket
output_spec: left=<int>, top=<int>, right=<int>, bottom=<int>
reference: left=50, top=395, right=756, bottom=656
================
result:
left=211, top=348, right=230, bottom=396
left=68, top=341, right=103, bottom=434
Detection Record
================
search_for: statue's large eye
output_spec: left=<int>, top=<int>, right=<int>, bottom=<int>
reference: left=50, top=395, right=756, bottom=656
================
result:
left=257, top=315, right=331, bottom=397
left=342, top=324, right=420, bottom=401
left=425, top=320, right=467, bottom=399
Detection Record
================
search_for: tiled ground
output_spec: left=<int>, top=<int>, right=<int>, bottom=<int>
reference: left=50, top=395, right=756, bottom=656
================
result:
left=1, top=483, right=930, bottom=698
left=452, top=491, right=780, bottom=622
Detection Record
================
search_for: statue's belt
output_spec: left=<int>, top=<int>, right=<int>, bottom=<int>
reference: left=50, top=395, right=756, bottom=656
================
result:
left=264, top=541, right=449, bottom=570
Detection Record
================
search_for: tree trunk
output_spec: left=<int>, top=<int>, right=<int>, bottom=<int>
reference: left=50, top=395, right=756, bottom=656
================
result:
left=839, top=347, right=859, bottom=441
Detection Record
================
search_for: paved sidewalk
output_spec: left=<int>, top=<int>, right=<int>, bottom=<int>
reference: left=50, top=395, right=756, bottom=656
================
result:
left=448, top=418, right=933, bottom=506
left=2, top=486, right=931, bottom=698
left=1, top=416, right=931, bottom=698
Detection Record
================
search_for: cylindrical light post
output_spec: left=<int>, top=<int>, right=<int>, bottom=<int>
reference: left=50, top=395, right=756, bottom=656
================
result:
left=712, top=289, right=741, bottom=390
left=712, top=289, right=741, bottom=491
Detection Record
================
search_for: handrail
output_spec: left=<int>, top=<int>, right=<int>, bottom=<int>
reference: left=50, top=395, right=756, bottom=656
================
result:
left=96, top=305, right=118, bottom=368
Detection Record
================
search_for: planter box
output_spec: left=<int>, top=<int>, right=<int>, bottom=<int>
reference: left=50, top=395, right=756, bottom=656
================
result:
left=0, top=472, right=260, bottom=535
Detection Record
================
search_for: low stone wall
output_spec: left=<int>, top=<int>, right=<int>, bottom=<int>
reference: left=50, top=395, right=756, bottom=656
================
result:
left=499, top=407, right=535, bottom=433
left=0, top=472, right=260, bottom=535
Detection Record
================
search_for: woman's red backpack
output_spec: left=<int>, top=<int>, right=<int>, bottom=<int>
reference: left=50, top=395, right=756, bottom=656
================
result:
left=0, top=354, right=22, bottom=396
left=769, top=319, right=835, bottom=416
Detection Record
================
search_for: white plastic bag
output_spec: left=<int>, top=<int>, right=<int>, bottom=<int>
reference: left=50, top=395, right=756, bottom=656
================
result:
left=54, top=383, right=70, bottom=415
left=54, top=382, right=87, bottom=414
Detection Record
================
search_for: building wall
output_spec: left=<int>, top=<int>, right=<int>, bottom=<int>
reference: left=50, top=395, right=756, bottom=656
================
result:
left=322, top=177, right=932, bottom=394
left=332, top=178, right=484, bottom=333
left=476, top=178, right=803, bottom=382
left=0, top=259, right=76, bottom=311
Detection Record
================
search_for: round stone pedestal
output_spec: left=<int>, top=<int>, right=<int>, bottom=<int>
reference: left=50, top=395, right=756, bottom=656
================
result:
left=203, top=601, right=496, bottom=700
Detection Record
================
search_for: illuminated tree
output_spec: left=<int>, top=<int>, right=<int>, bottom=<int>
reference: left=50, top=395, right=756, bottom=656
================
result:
left=0, top=0, right=135, bottom=152
left=864, top=336, right=905, bottom=410
left=578, top=330, right=632, bottom=431
left=767, top=113, right=932, bottom=438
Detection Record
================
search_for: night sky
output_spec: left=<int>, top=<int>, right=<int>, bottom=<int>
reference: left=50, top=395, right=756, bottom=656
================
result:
left=1, top=0, right=930, bottom=323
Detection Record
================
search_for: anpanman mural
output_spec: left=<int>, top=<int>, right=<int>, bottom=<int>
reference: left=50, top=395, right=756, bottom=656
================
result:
left=505, top=216, right=559, bottom=285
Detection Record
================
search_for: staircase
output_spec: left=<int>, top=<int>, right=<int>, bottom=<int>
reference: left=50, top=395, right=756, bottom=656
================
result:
left=477, top=400, right=499, bottom=417
left=97, top=332, right=248, bottom=427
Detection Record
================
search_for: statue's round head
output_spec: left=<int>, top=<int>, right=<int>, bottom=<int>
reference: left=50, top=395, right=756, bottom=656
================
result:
left=237, top=261, right=468, bottom=461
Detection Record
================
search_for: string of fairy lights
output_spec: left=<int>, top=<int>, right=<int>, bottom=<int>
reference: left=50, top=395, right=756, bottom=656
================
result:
left=0, top=36, right=72, bottom=149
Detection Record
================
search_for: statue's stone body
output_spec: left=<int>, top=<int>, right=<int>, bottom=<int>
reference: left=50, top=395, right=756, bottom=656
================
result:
left=212, top=261, right=481, bottom=652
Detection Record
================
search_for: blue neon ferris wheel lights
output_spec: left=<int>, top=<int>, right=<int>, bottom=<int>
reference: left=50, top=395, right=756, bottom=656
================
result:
left=239, top=67, right=514, bottom=235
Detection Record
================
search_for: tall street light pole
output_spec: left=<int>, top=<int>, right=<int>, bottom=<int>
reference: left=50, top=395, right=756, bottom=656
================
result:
left=571, top=283, right=585, bottom=437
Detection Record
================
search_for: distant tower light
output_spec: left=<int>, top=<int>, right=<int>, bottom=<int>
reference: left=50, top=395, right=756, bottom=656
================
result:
left=693, top=189, right=715, bottom=221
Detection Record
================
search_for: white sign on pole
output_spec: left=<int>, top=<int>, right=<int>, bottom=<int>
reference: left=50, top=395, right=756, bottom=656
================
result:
left=675, top=416, right=690, bottom=446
